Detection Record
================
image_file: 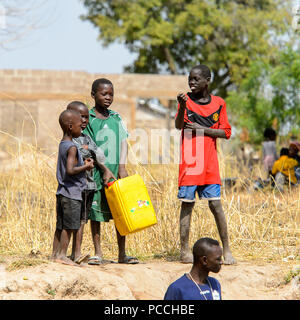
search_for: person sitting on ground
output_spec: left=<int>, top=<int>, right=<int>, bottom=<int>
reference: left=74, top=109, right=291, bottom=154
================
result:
left=164, top=237, right=223, bottom=300
left=66, top=101, right=116, bottom=264
left=288, top=140, right=300, bottom=182
left=271, top=147, right=298, bottom=192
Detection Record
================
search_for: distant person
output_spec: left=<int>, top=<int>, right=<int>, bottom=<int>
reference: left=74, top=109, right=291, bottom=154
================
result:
left=84, top=78, right=139, bottom=265
left=288, top=140, right=300, bottom=164
left=164, top=238, right=223, bottom=300
left=51, top=109, right=94, bottom=266
left=66, top=101, right=116, bottom=264
left=175, top=64, right=236, bottom=265
left=271, top=147, right=298, bottom=192
left=289, top=140, right=300, bottom=182
left=262, top=128, right=277, bottom=178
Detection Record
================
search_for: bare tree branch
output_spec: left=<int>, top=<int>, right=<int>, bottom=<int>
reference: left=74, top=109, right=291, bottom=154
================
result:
left=0, top=0, right=59, bottom=50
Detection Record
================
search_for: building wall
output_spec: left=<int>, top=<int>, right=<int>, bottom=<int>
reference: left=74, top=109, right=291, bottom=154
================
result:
left=0, top=69, right=188, bottom=154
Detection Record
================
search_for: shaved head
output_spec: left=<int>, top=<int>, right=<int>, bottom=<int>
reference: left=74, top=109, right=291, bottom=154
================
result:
left=59, top=109, right=81, bottom=132
left=192, top=238, right=220, bottom=264
left=190, top=65, right=211, bottom=79
left=67, top=101, right=88, bottom=113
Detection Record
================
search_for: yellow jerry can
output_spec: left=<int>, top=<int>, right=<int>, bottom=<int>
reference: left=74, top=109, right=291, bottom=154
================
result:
left=105, top=174, right=157, bottom=236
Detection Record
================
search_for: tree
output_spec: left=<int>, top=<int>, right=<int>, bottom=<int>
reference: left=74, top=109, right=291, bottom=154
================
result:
left=81, top=0, right=292, bottom=97
left=226, top=46, right=300, bottom=144
left=0, top=0, right=57, bottom=50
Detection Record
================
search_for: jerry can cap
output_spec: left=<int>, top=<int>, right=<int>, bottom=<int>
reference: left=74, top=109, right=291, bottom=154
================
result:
left=107, top=180, right=116, bottom=188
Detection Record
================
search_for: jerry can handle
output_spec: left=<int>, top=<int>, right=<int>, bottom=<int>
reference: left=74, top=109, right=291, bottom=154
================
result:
left=106, top=179, right=117, bottom=188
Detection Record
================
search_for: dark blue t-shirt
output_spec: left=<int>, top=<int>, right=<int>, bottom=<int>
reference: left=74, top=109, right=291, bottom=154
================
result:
left=56, top=140, right=86, bottom=201
left=164, top=274, right=221, bottom=300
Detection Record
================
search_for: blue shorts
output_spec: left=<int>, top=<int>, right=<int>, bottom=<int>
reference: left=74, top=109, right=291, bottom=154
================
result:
left=177, top=184, right=221, bottom=202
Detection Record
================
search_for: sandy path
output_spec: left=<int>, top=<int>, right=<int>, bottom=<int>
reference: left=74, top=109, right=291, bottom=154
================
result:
left=0, top=259, right=299, bottom=300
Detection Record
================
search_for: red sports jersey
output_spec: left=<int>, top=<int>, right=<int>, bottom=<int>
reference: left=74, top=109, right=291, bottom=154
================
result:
left=177, top=94, right=231, bottom=187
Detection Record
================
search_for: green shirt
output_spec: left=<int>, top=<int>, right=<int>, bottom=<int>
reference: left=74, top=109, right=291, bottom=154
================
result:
left=84, top=108, right=129, bottom=190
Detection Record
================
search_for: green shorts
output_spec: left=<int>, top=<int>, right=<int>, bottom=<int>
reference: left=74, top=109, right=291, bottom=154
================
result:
left=88, top=188, right=113, bottom=222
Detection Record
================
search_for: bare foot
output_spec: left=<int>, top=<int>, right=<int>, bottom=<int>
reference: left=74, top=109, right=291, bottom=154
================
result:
left=49, top=254, right=59, bottom=262
left=54, top=256, right=82, bottom=267
left=180, top=252, right=193, bottom=264
left=223, top=251, right=237, bottom=265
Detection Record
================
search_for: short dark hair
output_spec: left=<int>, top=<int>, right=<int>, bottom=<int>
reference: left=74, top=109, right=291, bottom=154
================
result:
left=280, top=147, right=289, bottom=156
left=67, top=101, right=87, bottom=110
left=58, top=109, right=79, bottom=132
left=91, top=78, right=113, bottom=94
left=191, top=65, right=211, bottom=79
left=264, top=128, right=276, bottom=140
left=192, top=238, right=220, bottom=264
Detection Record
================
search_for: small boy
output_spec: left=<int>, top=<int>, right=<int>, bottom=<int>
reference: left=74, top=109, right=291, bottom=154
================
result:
left=164, top=238, right=223, bottom=300
left=84, top=78, right=139, bottom=265
left=271, top=147, right=298, bottom=192
left=51, top=109, right=94, bottom=266
left=66, top=101, right=116, bottom=264
left=175, top=64, right=236, bottom=265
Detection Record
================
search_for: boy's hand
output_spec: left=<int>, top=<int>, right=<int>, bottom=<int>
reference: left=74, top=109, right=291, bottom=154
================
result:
left=82, top=145, right=89, bottom=150
left=184, top=122, right=205, bottom=131
left=102, top=168, right=117, bottom=186
left=177, top=93, right=188, bottom=109
left=85, top=158, right=94, bottom=170
left=118, top=167, right=128, bottom=179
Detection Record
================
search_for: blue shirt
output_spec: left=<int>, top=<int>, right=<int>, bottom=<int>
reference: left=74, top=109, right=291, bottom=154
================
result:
left=164, top=274, right=222, bottom=300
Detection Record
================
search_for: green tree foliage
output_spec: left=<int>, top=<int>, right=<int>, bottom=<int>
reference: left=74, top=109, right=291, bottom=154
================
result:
left=226, top=47, right=300, bottom=144
left=81, top=0, right=291, bottom=97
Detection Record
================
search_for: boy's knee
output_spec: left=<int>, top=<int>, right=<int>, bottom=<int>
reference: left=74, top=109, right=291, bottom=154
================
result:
left=208, top=199, right=222, bottom=212
left=180, top=201, right=195, bottom=216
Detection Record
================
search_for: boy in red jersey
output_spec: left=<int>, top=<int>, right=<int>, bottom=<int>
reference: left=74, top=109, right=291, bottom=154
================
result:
left=175, top=65, right=236, bottom=265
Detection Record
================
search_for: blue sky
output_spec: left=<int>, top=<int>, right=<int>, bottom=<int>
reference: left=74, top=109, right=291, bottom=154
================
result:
left=0, top=0, right=298, bottom=74
left=0, top=0, right=136, bottom=73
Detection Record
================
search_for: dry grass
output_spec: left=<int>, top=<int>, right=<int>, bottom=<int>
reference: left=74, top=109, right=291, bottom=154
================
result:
left=0, top=132, right=299, bottom=264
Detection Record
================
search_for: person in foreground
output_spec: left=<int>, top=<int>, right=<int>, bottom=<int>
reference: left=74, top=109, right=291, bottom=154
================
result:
left=175, top=64, right=236, bottom=265
left=66, top=101, right=116, bottom=264
left=84, top=78, right=139, bottom=265
left=164, top=238, right=223, bottom=300
left=51, top=109, right=94, bottom=266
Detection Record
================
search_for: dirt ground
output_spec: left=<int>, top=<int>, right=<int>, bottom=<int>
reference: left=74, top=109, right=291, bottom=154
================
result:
left=0, top=256, right=299, bottom=300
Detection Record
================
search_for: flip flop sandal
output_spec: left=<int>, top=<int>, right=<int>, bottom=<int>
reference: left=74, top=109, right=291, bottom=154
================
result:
left=118, top=256, right=139, bottom=264
left=88, top=256, right=115, bottom=265
left=88, top=256, right=102, bottom=265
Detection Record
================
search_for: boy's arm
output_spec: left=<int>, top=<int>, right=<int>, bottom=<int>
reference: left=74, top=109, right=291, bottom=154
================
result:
left=66, top=146, right=94, bottom=175
left=99, top=163, right=117, bottom=186
left=86, top=137, right=116, bottom=184
left=175, top=93, right=188, bottom=130
left=185, top=122, right=227, bottom=138
left=118, top=139, right=128, bottom=179
left=185, top=101, right=230, bottom=139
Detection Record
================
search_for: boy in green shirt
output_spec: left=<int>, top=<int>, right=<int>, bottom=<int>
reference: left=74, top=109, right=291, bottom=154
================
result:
left=84, top=78, right=139, bottom=265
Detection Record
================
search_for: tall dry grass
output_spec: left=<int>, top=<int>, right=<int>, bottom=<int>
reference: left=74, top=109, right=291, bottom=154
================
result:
left=0, top=132, right=299, bottom=263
